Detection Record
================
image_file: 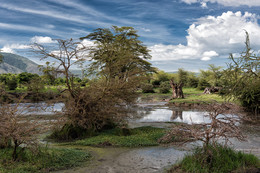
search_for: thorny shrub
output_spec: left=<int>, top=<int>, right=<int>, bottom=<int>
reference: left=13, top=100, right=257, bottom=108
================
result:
left=0, top=95, right=46, bottom=160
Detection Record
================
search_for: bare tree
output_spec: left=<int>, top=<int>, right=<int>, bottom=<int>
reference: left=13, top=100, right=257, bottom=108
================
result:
left=159, top=103, right=246, bottom=150
left=0, top=96, right=43, bottom=160
left=33, top=38, right=88, bottom=99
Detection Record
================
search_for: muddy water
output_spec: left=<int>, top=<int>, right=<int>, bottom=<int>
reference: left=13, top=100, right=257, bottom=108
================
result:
left=230, top=124, right=260, bottom=158
left=55, top=146, right=187, bottom=173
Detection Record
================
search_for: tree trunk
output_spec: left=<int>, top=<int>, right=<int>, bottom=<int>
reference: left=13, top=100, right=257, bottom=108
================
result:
left=12, top=140, right=18, bottom=161
left=170, top=79, right=184, bottom=99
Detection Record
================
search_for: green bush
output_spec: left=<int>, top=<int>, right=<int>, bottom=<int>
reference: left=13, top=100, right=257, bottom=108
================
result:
left=169, top=144, right=260, bottom=173
left=17, top=72, right=39, bottom=84
left=49, top=124, right=96, bottom=141
left=27, top=78, right=44, bottom=93
left=187, top=76, right=199, bottom=88
left=159, top=81, right=170, bottom=93
left=197, top=78, right=211, bottom=90
left=151, top=79, right=160, bottom=86
left=239, top=79, right=260, bottom=113
left=141, top=83, right=155, bottom=93
left=6, top=77, right=18, bottom=90
left=49, top=119, right=118, bottom=141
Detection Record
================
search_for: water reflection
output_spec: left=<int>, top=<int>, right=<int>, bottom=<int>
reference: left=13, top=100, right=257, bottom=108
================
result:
left=13, top=102, right=64, bottom=115
left=135, top=107, right=211, bottom=124
left=171, top=110, right=183, bottom=121
left=12, top=102, right=234, bottom=125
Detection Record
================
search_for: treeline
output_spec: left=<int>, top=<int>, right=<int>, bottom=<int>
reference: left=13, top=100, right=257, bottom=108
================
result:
left=141, top=64, right=223, bottom=94
left=0, top=72, right=89, bottom=91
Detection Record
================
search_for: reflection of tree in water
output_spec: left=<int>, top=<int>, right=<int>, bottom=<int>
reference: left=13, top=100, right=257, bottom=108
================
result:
left=171, top=110, right=183, bottom=121
left=126, top=105, right=153, bottom=119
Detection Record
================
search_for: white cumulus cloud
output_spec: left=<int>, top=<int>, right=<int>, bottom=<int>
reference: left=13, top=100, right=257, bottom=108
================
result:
left=201, top=51, right=218, bottom=60
left=31, top=36, right=55, bottom=44
left=150, top=11, right=260, bottom=61
left=181, top=0, right=260, bottom=7
left=1, top=44, right=31, bottom=53
left=201, top=57, right=211, bottom=61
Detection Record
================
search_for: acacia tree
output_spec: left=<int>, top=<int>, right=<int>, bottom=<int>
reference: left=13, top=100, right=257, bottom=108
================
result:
left=81, top=26, right=154, bottom=83
left=35, top=27, right=155, bottom=138
left=71, top=26, right=155, bottom=130
left=222, top=31, right=260, bottom=116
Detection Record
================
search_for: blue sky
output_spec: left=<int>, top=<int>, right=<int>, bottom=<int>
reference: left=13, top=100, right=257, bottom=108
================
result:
left=1, top=0, right=260, bottom=72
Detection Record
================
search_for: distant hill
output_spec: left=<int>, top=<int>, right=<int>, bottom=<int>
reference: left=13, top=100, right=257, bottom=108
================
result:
left=0, top=52, right=40, bottom=74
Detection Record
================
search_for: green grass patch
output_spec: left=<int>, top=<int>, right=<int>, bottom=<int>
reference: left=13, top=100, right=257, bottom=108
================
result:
left=182, top=88, right=203, bottom=95
left=169, top=144, right=260, bottom=173
left=70, top=126, right=166, bottom=147
left=171, top=93, right=225, bottom=104
left=9, top=85, right=66, bottom=94
left=170, top=87, right=226, bottom=104
left=0, top=147, right=91, bottom=173
left=141, top=87, right=225, bottom=104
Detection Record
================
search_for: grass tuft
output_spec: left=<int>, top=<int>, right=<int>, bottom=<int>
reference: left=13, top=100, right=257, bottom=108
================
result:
left=169, top=144, right=260, bottom=173
left=0, top=147, right=91, bottom=173
left=70, top=126, right=166, bottom=147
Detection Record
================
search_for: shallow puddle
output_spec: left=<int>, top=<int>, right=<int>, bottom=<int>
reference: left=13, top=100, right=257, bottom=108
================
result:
left=54, top=146, right=187, bottom=173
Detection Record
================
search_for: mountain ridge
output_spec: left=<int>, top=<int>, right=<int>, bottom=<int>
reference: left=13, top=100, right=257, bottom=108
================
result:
left=0, top=52, right=40, bottom=74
